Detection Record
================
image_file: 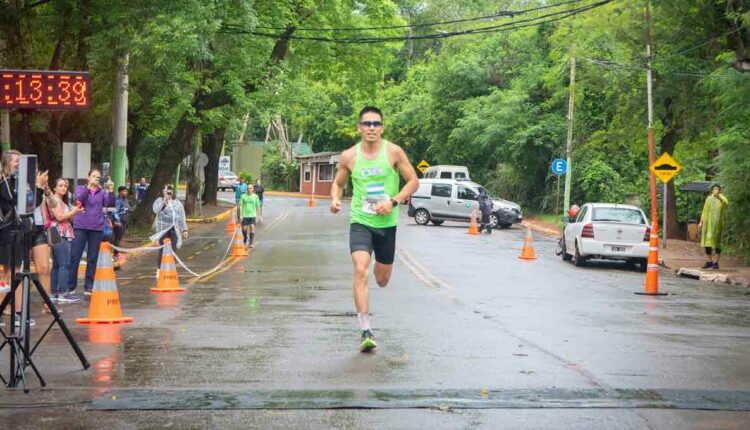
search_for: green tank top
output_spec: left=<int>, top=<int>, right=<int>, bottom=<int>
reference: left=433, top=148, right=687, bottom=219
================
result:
left=350, top=140, right=400, bottom=228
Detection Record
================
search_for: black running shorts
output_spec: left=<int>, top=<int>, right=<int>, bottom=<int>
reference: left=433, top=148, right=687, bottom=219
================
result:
left=241, top=217, right=256, bottom=226
left=349, top=223, right=397, bottom=265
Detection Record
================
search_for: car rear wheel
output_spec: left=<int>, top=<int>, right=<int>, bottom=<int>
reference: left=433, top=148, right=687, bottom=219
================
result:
left=638, top=258, right=648, bottom=272
left=431, top=220, right=444, bottom=226
left=414, top=209, right=431, bottom=226
left=573, top=241, right=587, bottom=267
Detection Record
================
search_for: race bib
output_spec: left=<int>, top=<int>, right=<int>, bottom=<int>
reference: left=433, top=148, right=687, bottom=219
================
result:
left=363, top=182, right=388, bottom=215
left=361, top=167, right=382, bottom=178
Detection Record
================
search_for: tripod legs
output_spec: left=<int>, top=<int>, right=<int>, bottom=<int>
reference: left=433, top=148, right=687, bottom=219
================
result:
left=0, top=272, right=89, bottom=391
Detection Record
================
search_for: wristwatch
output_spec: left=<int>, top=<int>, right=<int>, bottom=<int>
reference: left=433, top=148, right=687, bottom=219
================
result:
left=390, top=199, right=399, bottom=208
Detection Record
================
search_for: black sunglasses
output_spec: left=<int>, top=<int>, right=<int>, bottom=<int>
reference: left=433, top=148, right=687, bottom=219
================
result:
left=359, top=121, right=383, bottom=128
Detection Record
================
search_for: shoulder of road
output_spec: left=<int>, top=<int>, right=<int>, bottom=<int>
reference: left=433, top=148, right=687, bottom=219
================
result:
left=524, top=217, right=749, bottom=289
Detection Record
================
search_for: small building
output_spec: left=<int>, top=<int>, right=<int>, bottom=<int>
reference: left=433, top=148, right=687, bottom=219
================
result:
left=296, top=151, right=341, bottom=196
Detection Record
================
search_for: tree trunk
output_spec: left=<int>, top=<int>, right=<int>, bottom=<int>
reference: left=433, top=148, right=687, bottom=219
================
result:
left=185, top=132, right=202, bottom=216
left=130, top=116, right=198, bottom=227
left=202, top=127, right=225, bottom=205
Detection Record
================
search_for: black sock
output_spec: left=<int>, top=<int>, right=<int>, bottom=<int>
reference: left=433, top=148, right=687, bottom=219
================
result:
left=249, top=232, right=254, bottom=245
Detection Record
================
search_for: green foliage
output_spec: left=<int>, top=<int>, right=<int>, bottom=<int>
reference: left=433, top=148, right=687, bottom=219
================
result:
left=238, top=172, right=254, bottom=183
left=261, top=145, right=299, bottom=191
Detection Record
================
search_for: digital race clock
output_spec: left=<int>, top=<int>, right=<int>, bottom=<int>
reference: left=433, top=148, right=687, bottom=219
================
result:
left=0, top=70, right=91, bottom=110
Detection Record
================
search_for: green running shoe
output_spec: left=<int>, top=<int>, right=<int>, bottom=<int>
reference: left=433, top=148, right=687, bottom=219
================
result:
left=360, top=329, right=377, bottom=352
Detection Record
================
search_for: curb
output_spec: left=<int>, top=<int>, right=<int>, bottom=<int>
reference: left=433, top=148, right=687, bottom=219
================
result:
left=266, top=191, right=332, bottom=200
left=523, top=220, right=561, bottom=238
left=676, top=267, right=750, bottom=288
left=186, top=206, right=235, bottom=224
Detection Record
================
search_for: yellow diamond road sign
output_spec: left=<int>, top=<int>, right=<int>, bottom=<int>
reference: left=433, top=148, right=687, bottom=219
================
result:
left=650, top=152, right=682, bottom=184
left=416, top=159, right=430, bottom=174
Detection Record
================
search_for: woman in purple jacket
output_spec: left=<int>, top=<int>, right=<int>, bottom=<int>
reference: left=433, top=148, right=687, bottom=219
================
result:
left=67, top=169, right=115, bottom=297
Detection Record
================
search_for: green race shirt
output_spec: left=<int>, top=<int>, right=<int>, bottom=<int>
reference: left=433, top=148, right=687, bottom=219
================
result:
left=350, top=140, right=400, bottom=228
left=240, top=193, right=260, bottom=218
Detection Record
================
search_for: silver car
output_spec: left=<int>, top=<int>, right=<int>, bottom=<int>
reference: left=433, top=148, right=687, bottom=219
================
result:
left=218, top=171, right=238, bottom=191
left=407, top=179, right=522, bottom=228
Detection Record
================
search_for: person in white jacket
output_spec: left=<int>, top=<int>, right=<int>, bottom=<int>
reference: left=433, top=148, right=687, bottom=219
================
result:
left=152, top=185, right=188, bottom=271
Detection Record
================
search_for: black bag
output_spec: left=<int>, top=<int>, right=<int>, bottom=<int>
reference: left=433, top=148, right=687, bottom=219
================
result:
left=47, top=224, right=63, bottom=246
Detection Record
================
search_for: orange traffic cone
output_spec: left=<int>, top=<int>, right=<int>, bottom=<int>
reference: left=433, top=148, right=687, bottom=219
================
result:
left=226, top=216, right=237, bottom=233
left=637, top=223, right=667, bottom=296
left=467, top=210, right=480, bottom=235
left=518, top=225, right=537, bottom=260
left=77, top=242, right=134, bottom=324
left=230, top=228, right=249, bottom=257
left=307, top=193, right=316, bottom=208
left=151, top=239, right=185, bottom=293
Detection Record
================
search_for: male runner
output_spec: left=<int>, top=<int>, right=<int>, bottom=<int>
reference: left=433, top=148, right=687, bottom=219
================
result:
left=330, top=106, right=419, bottom=352
left=240, top=184, right=261, bottom=249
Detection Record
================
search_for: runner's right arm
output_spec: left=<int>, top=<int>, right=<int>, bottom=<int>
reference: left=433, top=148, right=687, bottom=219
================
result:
left=330, top=149, right=353, bottom=214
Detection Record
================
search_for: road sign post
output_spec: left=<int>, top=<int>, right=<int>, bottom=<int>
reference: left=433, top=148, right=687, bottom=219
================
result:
left=416, top=160, right=430, bottom=175
left=551, top=159, right=567, bottom=215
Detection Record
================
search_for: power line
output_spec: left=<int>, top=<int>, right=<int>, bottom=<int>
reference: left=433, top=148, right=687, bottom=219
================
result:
left=583, top=57, right=750, bottom=79
left=224, top=0, right=614, bottom=44
left=250, top=0, right=591, bottom=32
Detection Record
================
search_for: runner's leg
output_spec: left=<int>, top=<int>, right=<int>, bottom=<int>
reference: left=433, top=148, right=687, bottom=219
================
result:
left=352, top=250, right=371, bottom=318
left=373, top=226, right=397, bottom=288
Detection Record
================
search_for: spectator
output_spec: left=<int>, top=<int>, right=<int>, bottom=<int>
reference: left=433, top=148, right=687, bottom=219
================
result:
left=49, top=178, right=83, bottom=303
left=136, top=177, right=149, bottom=204
left=699, top=184, right=729, bottom=270
left=477, top=188, right=493, bottom=234
left=254, top=178, right=265, bottom=221
left=0, top=150, right=21, bottom=295
left=152, top=184, right=188, bottom=274
left=233, top=177, right=247, bottom=220
left=0, top=150, right=55, bottom=324
left=67, top=169, right=115, bottom=298
left=112, top=186, right=131, bottom=259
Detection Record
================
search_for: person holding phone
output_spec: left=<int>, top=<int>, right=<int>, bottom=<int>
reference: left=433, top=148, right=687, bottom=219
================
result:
left=152, top=184, right=188, bottom=273
left=49, top=178, right=83, bottom=303
left=66, top=169, right=115, bottom=298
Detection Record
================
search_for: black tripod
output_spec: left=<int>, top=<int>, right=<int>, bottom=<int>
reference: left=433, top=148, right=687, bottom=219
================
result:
left=0, top=215, right=90, bottom=392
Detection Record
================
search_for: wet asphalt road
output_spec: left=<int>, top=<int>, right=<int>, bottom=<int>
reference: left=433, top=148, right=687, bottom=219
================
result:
left=1, top=195, right=750, bottom=429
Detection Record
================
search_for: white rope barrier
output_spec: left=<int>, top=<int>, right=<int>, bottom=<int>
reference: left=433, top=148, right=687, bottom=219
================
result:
left=171, top=227, right=239, bottom=278
left=110, top=243, right=166, bottom=253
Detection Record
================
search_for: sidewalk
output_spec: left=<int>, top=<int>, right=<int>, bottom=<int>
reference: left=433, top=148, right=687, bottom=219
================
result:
left=524, top=217, right=750, bottom=288
left=661, top=239, right=750, bottom=287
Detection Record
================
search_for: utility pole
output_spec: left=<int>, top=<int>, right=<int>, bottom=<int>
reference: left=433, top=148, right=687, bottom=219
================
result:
left=111, top=52, right=129, bottom=187
left=638, top=2, right=665, bottom=296
left=563, top=49, right=576, bottom=213
left=0, top=110, right=10, bottom=152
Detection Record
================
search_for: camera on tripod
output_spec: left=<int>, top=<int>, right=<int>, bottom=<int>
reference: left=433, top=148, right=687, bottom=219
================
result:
left=16, top=154, right=38, bottom=218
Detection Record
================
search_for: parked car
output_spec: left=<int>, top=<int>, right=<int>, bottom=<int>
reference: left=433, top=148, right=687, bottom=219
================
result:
left=407, top=179, right=522, bottom=229
left=422, top=165, right=470, bottom=181
left=218, top=171, right=238, bottom=191
left=561, top=203, right=650, bottom=270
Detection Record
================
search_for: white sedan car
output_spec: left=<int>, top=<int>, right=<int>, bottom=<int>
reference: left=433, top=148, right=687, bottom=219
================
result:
left=562, top=203, right=650, bottom=270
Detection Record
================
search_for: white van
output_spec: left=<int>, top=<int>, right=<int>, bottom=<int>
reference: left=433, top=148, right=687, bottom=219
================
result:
left=422, top=165, right=470, bottom=181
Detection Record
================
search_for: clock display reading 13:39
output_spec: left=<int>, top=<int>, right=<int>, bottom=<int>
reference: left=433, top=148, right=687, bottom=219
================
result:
left=1, top=70, right=91, bottom=110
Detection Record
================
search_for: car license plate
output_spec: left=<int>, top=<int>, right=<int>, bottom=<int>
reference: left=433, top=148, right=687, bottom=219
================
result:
left=612, top=246, right=626, bottom=252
